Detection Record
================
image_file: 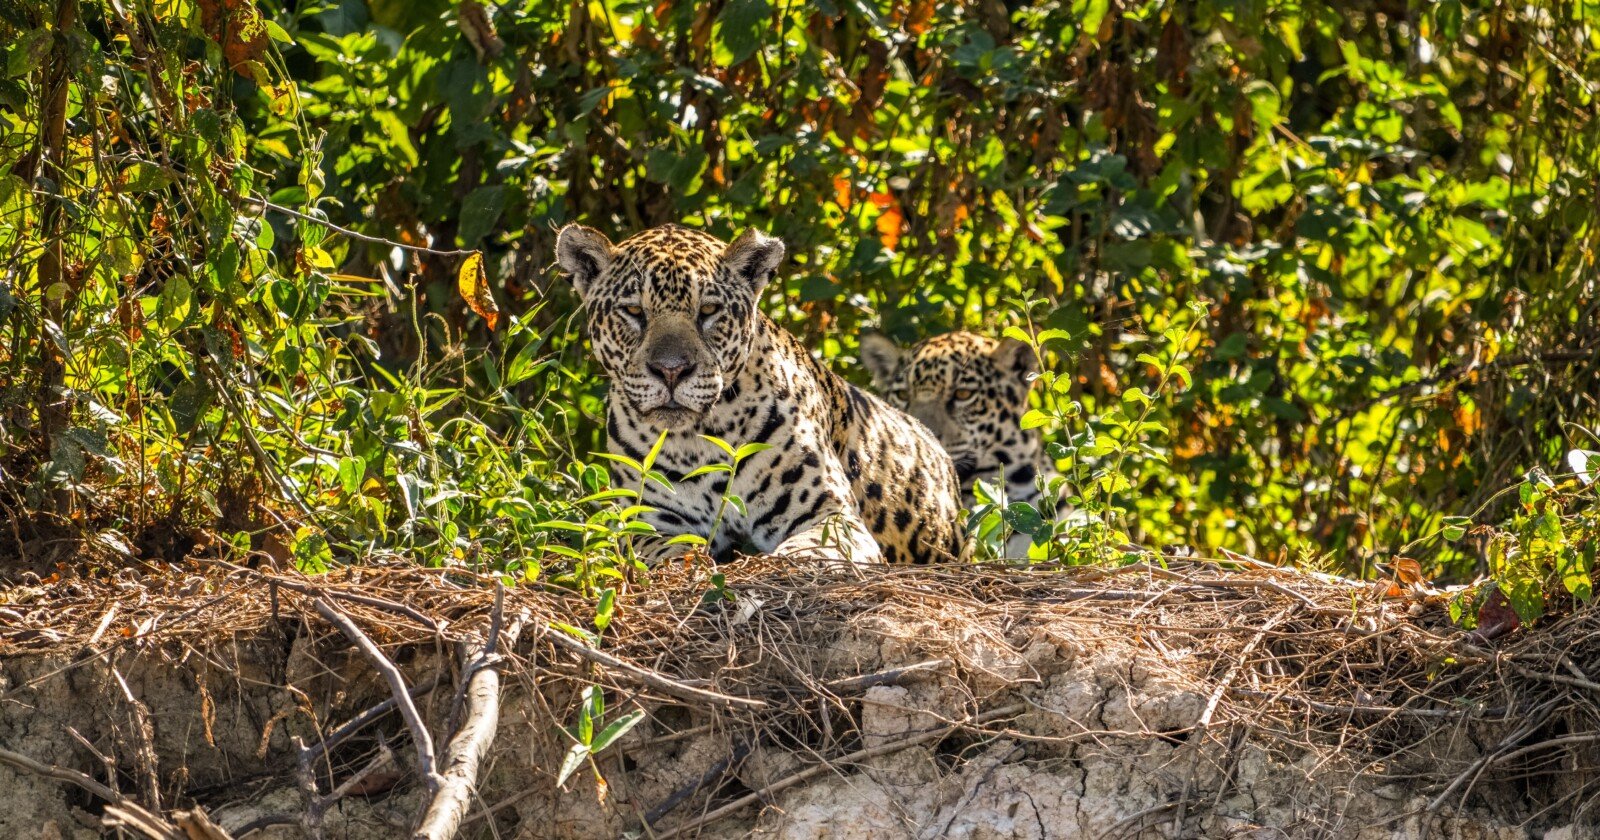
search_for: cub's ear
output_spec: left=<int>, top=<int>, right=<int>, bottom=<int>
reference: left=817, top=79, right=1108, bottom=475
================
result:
left=555, top=224, right=615, bottom=300
left=993, top=336, right=1038, bottom=380
left=723, top=228, right=786, bottom=291
left=858, top=332, right=905, bottom=388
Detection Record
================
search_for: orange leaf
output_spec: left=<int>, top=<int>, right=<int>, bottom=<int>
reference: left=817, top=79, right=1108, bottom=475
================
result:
left=832, top=176, right=852, bottom=209
left=457, top=252, right=499, bottom=330
left=1393, top=557, right=1424, bottom=587
left=876, top=207, right=904, bottom=251
left=906, top=0, right=934, bottom=34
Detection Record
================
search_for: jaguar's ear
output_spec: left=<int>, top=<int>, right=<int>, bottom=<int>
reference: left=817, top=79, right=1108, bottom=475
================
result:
left=723, top=228, right=786, bottom=292
left=993, top=337, right=1038, bottom=381
left=555, top=224, right=614, bottom=300
left=858, top=332, right=905, bottom=388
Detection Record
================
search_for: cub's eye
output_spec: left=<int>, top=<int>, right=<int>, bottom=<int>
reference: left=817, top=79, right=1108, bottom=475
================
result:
left=699, top=303, right=721, bottom=317
left=953, top=388, right=976, bottom=401
left=622, top=304, right=645, bottom=318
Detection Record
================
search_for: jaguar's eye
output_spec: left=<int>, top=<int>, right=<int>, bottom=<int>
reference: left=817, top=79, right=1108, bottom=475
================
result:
left=699, top=303, right=721, bottom=317
left=622, top=304, right=645, bottom=319
left=953, top=388, right=976, bottom=401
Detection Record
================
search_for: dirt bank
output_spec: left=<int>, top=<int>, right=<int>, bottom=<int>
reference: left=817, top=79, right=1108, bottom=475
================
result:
left=1, top=559, right=1594, bottom=838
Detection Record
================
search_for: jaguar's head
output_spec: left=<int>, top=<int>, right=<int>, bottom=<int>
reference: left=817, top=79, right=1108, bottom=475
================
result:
left=556, top=223, right=785, bottom=430
left=861, top=331, right=1039, bottom=487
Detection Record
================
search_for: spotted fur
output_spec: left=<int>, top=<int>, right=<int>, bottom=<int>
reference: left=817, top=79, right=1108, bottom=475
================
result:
left=556, top=223, right=967, bottom=564
left=860, top=330, right=1047, bottom=509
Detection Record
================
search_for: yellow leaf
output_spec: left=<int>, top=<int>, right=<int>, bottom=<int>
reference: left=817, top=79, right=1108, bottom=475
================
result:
left=457, top=251, right=499, bottom=330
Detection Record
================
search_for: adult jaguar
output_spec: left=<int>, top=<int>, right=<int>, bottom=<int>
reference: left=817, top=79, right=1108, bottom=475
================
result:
left=556, top=223, right=966, bottom=564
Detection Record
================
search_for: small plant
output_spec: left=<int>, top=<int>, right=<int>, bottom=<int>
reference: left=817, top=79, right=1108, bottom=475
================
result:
left=663, top=436, right=773, bottom=555
left=1447, top=442, right=1599, bottom=630
left=968, top=299, right=1206, bottom=564
left=555, top=684, right=645, bottom=797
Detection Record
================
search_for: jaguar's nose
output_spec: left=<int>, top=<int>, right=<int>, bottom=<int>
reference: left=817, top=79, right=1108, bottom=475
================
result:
left=648, top=356, right=696, bottom=388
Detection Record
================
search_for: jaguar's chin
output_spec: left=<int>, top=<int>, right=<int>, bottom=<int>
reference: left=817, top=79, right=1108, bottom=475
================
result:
left=639, top=404, right=706, bottom=430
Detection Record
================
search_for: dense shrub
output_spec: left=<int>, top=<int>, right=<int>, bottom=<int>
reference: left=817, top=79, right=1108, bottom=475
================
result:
left=0, top=1, right=1596, bottom=604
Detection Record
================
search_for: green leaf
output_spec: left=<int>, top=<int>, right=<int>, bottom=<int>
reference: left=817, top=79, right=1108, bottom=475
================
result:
left=157, top=275, right=194, bottom=327
left=1002, top=326, right=1035, bottom=345
left=1020, top=409, right=1051, bottom=430
left=594, top=587, right=616, bottom=633
left=593, top=452, right=645, bottom=472
left=590, top=710, right=645, bottom=754
left=1002, top=502, right=1044, bottom=537
left=556, top=744, right=590, bottom=787
left=338, top=455, right=366, bottom=496
left=550, top=622, right=599, bottom=646
left=584, top=686, right=604, bottom=740
left=458, top=185, right=507, bottom=245
left=120, top=162, right=176, bottom=193
left=1559, top=549, right=1592, bottom=602
left=642, top=429, right=670, bottom=475
left=576, top=488, right=638, bottom=505
left=699, top=435, right=736, bottom=458
left=1073, top=0, right=1111, bottom=42
left=291, top=527, right=332, bottom=575
left=1501, top=577, right=1545, bottom=625
left=683, top=464, right=733, bottom=479
left=733, top=442, right=773, bottom=462
left=1169, top=365, right=1192, bottom=390
left=716, top=0, right=771, bottom=65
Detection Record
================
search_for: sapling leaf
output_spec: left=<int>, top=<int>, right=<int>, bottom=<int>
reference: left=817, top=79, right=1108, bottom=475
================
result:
left=590, top=711, right=645, bottom=753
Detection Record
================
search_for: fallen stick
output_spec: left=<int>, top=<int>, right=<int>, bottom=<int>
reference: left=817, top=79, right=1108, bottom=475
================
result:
left=304, top=672, right=447, bottom=765
left=0, top=745, right=200, bottom=838
left=102, top=802, right=185, bottom=839
left=652, top=702, right=1027, bottom=839
left=644, top=740, right=753, bottom=826
left=172, top=807, right=239, bottom=840
left=545, top=627, right=768, bottom=710
left=313, top=598, right=443, bottom=794
left=0, top=744, right=122, bottom=804
left=413, top=589, right=528, bottom=840
left=1417, top=707, right=1555, bottom=840
left=1226, top=688, right=1510, bottom=720
left=1196, top=606, right=1296, bottom=732
left=218, top=561, right=441, bottom=631
left=824, top=658, right=951, bottom=693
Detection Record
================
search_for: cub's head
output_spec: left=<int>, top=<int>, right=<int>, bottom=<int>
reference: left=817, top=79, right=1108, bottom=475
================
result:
left=556, top=223, right=784, bottom=430
left=860, top=331, right=1039, bottom=487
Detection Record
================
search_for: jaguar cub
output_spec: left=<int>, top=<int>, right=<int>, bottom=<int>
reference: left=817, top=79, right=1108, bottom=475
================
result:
left=557, top=223, right=966, bottom=564
left=860, top=331, right=1047, bottom=508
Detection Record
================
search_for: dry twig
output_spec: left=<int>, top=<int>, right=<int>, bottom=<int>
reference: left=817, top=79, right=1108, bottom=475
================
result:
left=415, top=585, right=528, bottom=840
left=545, top=625, right=769, bottom=710
left=313, top=598, right=443, bottom=793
